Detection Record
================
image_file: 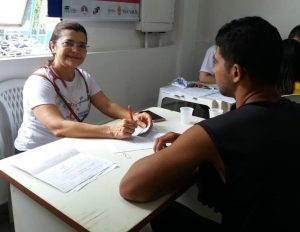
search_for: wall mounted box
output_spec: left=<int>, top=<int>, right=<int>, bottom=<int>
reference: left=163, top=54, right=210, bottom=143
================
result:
left=136, top=0, right=175, bottom=32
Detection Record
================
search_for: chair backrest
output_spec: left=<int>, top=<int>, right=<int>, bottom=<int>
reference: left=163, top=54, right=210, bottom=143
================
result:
left=0, top=107, right=9, bottom=204
left=282, top=94, right=300, bottom=103
left=0, top=78, right=26, bottom=205
left=0, top=78, right=26, bottom=157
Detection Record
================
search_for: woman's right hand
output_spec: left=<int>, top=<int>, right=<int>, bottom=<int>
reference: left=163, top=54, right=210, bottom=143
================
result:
left=109, top=119, right=137, bottom=139
left=153, top=132, right=181, bottom=152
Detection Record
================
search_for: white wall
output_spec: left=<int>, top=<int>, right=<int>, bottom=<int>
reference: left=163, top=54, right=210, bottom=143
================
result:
left=82, top=46, right=177, bottom=123
left=173, top=0, right=203, bottom=80
left=1, top=0, right=300, bottom=123
left=80, top=21, right=143, bottom=51
left=204, top=0, right=300, bottom=40
left=190, top=0, right=300, bottom=80
left=0, top=46, right=177, bottom=124
left=0, top=1, right=179, bottom=124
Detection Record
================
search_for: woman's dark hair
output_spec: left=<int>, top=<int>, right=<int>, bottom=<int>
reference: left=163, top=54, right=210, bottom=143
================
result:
left=47, top=20, right=88, bottom=65
left=277, top=39, right=300, bottom=94
left=288, top=25, right=300, bottom=39
left=215, top=16, right=283, bottom=85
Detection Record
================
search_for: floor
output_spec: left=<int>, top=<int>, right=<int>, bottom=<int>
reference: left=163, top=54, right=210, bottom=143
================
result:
left=140, top=224, right=153, bottom=232
left=0, top=203, right=14, bottom=232
left=138, top=185, right=222, bottom=232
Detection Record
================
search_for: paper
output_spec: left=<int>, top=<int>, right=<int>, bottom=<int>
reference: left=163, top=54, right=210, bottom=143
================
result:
left=161, top=85, right=219, bottom=98
left=132, top=123, right=151, bottom=136
left=107, top=129, right=165, bottom=153
left=11, top=147, right=117, bottom=192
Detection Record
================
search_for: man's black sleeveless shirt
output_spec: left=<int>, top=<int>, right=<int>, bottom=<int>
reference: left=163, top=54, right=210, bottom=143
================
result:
left=198, top=98, right=300, bottom=231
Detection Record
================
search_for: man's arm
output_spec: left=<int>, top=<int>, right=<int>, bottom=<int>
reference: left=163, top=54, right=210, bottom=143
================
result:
left=119, top=125, right=224, bottom=202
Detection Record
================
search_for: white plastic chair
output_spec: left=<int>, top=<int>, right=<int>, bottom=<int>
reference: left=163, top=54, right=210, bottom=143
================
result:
left=0, top=104, right=10, bottom=205
left=282, top=94, right=300, bottom=103
left=0, top=78, right=26, bottom=209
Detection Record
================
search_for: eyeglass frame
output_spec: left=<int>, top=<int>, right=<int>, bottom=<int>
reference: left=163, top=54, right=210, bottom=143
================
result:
left=57, top=39, right=89, bottom=50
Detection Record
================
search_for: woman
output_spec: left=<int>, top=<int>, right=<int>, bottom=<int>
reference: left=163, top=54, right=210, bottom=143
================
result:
left=14, top=21, right=152, bottom=153
left=277, top=39, right=300, bottom=95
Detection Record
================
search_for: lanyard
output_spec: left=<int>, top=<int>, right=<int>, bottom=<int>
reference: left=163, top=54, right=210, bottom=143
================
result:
left=34, top=66, right=91, bottom=122
left=47, top=66, right=90, bottom=99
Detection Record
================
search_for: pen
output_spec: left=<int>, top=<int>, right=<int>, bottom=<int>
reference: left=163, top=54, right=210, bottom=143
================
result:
left=128, top=105, right=134, bottom=120
left=203, top=85, right=211, bottom=89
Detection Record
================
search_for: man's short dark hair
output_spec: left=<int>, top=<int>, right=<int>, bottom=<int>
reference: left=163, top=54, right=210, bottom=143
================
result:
left=215, top=16, right=283, bottom=85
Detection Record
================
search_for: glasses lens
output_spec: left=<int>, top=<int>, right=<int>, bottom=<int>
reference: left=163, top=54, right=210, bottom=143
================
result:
left=60, top=40, right=88, bottom=50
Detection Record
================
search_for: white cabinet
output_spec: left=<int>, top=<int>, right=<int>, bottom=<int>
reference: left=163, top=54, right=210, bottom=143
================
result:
left=136, top=0, right=175, bottom=32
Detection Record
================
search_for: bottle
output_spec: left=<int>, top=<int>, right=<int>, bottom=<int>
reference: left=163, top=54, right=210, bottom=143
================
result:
left=293, top=81, right=300, bottom=94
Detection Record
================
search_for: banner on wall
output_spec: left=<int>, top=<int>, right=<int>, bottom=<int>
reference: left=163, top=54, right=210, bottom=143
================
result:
left=62, top=0, right=140, bottom=21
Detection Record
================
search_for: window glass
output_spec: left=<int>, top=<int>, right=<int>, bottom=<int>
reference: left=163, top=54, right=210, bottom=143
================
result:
left=0, top=0, right=60, bottom=58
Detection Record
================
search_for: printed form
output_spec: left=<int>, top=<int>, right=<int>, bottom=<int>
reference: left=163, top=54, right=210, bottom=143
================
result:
left=11, top=147, right=117, bottom=192
left=10, top=128, right=164, bottom=192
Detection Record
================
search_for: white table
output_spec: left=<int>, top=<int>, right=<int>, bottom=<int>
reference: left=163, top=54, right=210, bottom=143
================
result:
left=157, top=85, right=235, bottom=113
left=0, top=107, right=203, bottom=232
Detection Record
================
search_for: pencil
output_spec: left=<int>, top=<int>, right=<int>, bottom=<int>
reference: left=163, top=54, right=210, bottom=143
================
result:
left=128, top=105, right=134, bottom=120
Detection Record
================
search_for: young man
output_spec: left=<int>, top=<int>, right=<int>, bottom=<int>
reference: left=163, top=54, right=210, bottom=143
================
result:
left=120, top=16, right=300, bottom=231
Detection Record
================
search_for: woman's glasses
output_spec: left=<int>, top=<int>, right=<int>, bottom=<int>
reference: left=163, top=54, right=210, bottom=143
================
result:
left=60, top=40, right=89, bottom=51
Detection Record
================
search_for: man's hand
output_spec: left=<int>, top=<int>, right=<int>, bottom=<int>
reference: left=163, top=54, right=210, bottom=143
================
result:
left=153, top=132, right=181, bottom=152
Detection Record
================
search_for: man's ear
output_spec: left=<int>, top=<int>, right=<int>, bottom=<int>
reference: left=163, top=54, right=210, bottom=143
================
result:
left=231, top=64, right=244, bottom=83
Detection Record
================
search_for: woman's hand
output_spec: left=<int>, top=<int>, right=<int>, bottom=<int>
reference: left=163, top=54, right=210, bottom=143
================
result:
left=109, top=119, right=137, bottom=139
left=134, top=112, right=153, bottom=129
left=153, top=132, right=181, bottom=152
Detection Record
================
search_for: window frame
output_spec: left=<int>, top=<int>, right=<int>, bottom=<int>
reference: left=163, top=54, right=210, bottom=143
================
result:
left=0, top=0, right=29, bottom=27
left=0, top=0, right=60, bottom=58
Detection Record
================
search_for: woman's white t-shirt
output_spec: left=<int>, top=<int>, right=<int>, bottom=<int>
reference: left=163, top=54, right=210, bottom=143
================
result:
left=14, top=67, right=101, bottom=151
